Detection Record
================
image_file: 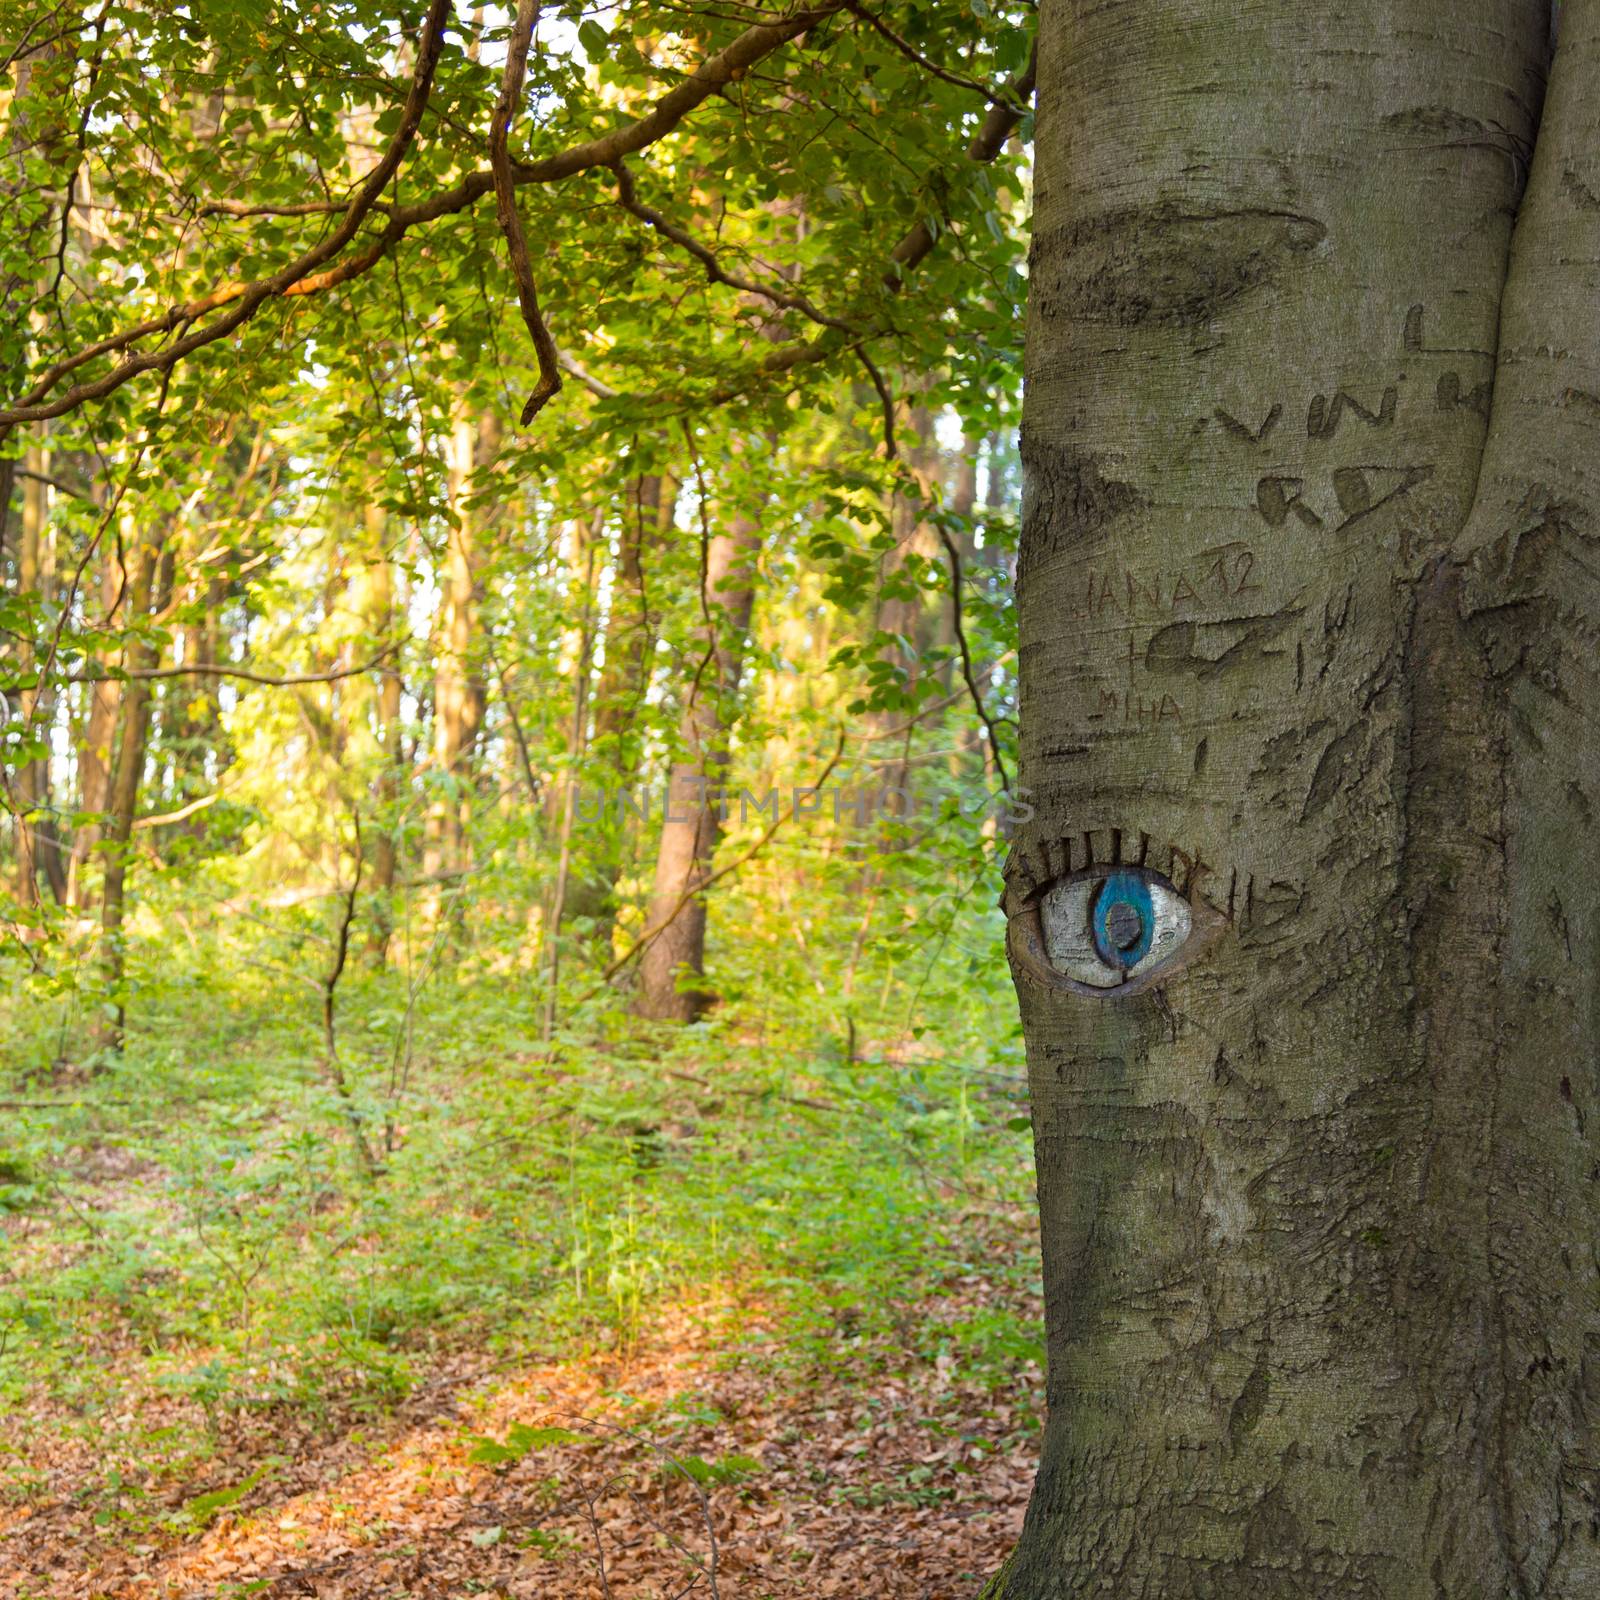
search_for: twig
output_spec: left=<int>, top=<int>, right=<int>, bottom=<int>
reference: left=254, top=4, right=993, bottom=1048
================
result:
left=12, top=466, right=92, bottom=501
left=558, top=350, right=618, bottom=398
left=856, top=348, right=897, bottom=457
left=576, top=1483, right=616, bottom=1600
left=490, top=0, right=562, bottom=424
left=664, top=1066, right=838, bottom=1115
left=320, top=816, right=380, bottom=1179
left=0, top=1099, right=132, bottom=1108
left=0, top=0, right=453, bottom=430
left=3, top=4, right=851, bottom=432
left=919, top=480, right=1012, bottom=791
left=887, top=40, right=1037, bottom=283
left=130, top=790, right=221, bottom=830
left=482, top=632, right=542, bottom=805
left=537, top=1410, right=724, bottom=1600
left=613, top=159, right=851, bottom=332
left=846, top=3, right=1031, bottom=113
left=4, top=641, right=401, bottom=694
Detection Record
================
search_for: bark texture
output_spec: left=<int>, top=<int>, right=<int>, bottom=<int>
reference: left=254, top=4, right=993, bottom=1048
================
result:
left=997, top=2, right=1600, bottom=1594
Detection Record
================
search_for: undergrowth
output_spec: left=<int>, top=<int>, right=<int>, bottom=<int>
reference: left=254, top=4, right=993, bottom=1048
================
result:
left=0, top=889, right=1040, bottom=1516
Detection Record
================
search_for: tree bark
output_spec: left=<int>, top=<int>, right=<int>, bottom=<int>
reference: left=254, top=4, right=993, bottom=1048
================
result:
left=424, top=403, right=493, bottom=894
left=362, top=496, right=405, bottom=960
left=92, top=518, right=158, bottom=1052
left=994, top=2, right=1600, bottom=1595
left=12, top=441, right=63, bottom=904
left=634, top=505, right=762, bottom=1021
left=565, top=471, right=675, bottom=935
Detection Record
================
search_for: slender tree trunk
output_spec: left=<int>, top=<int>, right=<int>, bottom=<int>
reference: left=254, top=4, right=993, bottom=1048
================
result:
left=877, top=407, right=938, bottom=727
left=566, top=471, right=675, bottom=936
left=542, top=516, right=600, bottom=1039
left=68, top=549, right=125, bottom=907
left=172, top=569, right=226, bottom=841
left=92, top=519, right=157, bottom=1052
left=362, top=497, right=404, bottom=960
left=635, top=506, right=761, bottom=1021
left=424, top=404, right=492, bottom=896
left=12, top=442, right=54, bottom=904
left=139, top=537, right=178, bottom=861
left=993, top=4, right=1600, bottom=1596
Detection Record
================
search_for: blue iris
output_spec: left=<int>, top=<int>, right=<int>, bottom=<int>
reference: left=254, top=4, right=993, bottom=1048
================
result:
left=1091, top=870, right=1154, bottom=970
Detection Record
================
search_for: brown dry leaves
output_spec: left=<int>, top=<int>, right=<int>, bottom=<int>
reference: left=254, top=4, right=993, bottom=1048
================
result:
left=0, top=1221, right=1041, bottom=1600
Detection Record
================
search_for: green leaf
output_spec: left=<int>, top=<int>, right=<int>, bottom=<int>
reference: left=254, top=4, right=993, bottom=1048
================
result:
left=174, top=1460, right=277, bottom=1529
left=468, top=1423, right=586, bottom=1466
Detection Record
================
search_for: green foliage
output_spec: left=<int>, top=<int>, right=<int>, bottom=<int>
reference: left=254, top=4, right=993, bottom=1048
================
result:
left=0, top=0, right=1038, bottom=1553
left=174, top=1459, right=278, bottom=1530
left=467, top=1424, right=587, bottom=1467
left=0, top=878, right=1035, bottom=1474
left=669, top=1452, right=763, bottom=1488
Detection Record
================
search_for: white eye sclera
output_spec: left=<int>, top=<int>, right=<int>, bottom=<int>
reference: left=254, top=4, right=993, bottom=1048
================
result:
left=1038, top=867, right=1193, bottom=990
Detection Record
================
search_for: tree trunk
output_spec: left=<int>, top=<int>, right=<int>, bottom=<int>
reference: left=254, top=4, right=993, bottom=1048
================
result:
left=877, top=406, right=939, bottom=729
left=424, top=404, right=492, bottom=894
left=12, top=441, right=62, bottom=904
left=541, top=513, right=601, bottom=1038
left=993, top=3, right=1600, bottom=1595
left=68, top=547, right=126, bottom=907
left=172, top=569, right=226, bottom=841
left=362, top=496, right=405, bottom=960
left=634, top=506, right=761, bottom=1022
left=92, top=519, right=157, bottom=1052
left=565, top=471, right=675, bottom=936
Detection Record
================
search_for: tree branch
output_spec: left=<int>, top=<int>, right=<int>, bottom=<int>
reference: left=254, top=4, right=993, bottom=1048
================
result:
left=2, top=643, right=401, bottom=694
left=131, top=790, right=221, bottom=830
left=887, top=38, right=1036, bottom=282
left=932, top=510, right=1012, bottom=792
left=845, top=4, right=1032, bottom=113
left=0, top=1, right=847, bottom=429
left=613, top=158, right=852, bottom=332
left=491, top=0, right=561, bottom=424
left=0, top=0, right=452, bottom=430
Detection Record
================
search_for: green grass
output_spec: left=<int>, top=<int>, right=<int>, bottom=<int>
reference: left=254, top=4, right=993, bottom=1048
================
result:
left=0, top=896, right=1039, bottom=1499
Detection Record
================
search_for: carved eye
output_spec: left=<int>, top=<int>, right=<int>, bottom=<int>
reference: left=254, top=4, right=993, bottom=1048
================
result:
left=1039, top=867, right=1194, bottom=991
left=1006, top=858, right=1222, bottom=999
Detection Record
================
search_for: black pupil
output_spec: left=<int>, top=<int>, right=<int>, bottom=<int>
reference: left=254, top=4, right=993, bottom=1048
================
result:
left=1105, top=901, right=1143, bottom=952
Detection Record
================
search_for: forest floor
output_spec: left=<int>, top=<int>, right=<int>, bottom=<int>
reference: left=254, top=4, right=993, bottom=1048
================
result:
left=1, top=1239, right=1039, bottom=1599
left=0, top=953, right=1041, bottom=1599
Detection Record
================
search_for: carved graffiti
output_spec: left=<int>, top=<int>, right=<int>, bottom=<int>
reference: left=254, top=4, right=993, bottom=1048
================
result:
left=1067, top=548, right=1261, bottom=620
left=1255, top=466, right=1433, bottom=534
left=1436, top=371, right=1492, bottom=417
left=1215, top=403, right=1283, bottom=444
left=1089, top=690, right=1183, bottom=725
left=1403, top=302, right=1493, bottom=360
left=1307, top=386, right=1398, bottom=439
left=1257, top=476, right=1321, bottom=529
